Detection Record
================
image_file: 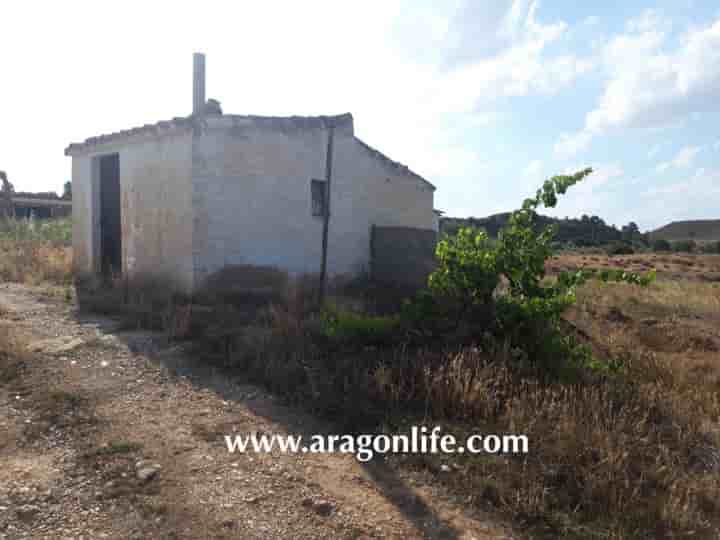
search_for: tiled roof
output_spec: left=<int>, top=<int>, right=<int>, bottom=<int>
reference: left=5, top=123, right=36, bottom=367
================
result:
left=64, top=112, right=434, bottom=190
left=64, top=113, right=355, bottom=155
left=64, top=116, right=194, bottom=155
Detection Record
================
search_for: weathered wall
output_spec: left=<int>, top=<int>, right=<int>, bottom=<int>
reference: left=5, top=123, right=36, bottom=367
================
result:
left=68, top=130, right=194, bottom=290
left=119, top=132, right=194, bottom=290
left=68, top=113, right=435, bottom=291
left=71, top=155, right=94, bottom=273
left=329, top=135, right=435, bottom=277
left=191, top=116, right=330, bottom=283
left=370, top=226, right=438, bottom=288
left=191, top=115, right=435, bottom=286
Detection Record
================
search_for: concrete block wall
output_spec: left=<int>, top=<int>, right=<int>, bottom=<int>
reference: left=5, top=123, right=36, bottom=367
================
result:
left=67, top=128, right=195, bottom=291
left=191, top=114, right=435, bottom=288
left=370, top=226, right=438, bottom=288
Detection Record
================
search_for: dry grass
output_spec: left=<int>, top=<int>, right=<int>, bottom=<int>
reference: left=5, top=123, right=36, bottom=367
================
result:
left=0, top=218, right=73, bottom=286
left=20, top=244, right=720, bottom=538
left=548, top=252, right=720, bottom=284
left=193, top=260, right=720, bottom=538
left=574, top=279, right=720, bottom=321
left=0, top=324, right=27, bottom=385
left=0, top=239, right=73, bottom=285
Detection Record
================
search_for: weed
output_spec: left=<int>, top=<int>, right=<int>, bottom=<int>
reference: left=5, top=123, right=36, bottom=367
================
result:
left=84, top=441, right=143, bottom=458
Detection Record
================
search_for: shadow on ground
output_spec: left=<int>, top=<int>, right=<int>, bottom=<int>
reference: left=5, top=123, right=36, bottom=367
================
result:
left=72, top=309, right=466, bottom=540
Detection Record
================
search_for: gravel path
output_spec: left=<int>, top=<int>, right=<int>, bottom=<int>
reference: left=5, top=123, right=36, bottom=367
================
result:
left=0, top=283, right=515, bottom=540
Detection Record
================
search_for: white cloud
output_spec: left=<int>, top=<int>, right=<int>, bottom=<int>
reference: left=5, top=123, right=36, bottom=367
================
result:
left=0, top=0, right=593, bottom=196
left=556, top=13, right=720, bottom=156
left=654, top=145, right=702, bottom=172
left=645, top=167, right=720, bottom=199
left=624, top=8, right=670, bottom=34
left=592, top=163, right=625, bottom=185
left=440, top=0, right=592, bottom=105
left=554, top=131, right=593, bottom=157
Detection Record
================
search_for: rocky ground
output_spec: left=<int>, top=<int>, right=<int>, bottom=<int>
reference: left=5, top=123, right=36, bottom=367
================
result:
left=0, top=283, right=516, bottom=540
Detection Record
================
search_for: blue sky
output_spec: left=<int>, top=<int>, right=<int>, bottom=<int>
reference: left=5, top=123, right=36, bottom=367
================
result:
left=1, top=0, right=718, bottom=231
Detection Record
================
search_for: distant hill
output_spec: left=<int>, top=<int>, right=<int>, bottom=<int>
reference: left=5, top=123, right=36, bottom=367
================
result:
left=440, top=213, right=624, bottom=246
left=648, top=220, right=720, bottom=242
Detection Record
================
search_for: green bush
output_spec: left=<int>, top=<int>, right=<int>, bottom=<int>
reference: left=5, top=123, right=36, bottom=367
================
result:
left=320, top=305, right=400, bottom=347
left=605, top=241, right=635, bottom=255
left=404, top=168, right=656, bottom=377
left=428, top=227, right=498, bottom=316
left=651, top=238, right=671, bottom=252
left=0, top=217, right=72, bottom=246
left=672, top=239, right=697, bottom=253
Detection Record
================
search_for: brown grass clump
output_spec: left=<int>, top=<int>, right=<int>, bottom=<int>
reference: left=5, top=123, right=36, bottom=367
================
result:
left=72, top=258, right=720, bottom=538
left=0, top=324, right=27, bottom=385
left=0, top=218, right=73, bottom=286
left=0, top=239, right=72, bottom=285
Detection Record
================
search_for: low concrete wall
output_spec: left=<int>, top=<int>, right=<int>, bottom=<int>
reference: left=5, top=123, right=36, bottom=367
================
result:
left=370, top=225, right=437, bottom=288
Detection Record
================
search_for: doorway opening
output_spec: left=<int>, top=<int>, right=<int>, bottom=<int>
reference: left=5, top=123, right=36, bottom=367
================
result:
left=98, top=154, right=121, bottom=276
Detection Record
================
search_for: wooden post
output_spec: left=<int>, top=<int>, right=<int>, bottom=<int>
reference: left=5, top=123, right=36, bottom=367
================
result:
left=318, top=125, right=335, bottom=305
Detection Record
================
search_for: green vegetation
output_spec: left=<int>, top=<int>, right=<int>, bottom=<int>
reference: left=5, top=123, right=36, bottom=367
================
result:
left=700, top=240, right=720, bottom=254
left=319, top=305, right=400, bottom=347
left=671, top=239, right=697, bottom=253
left=60, top=168, right=716, bottom=539
left=0, top=218, right=73, bottom=285
left=605, top=240, right=635, bottom=255
left=0, top=216, right=72, bottom=246
left=83, top=441, right=143, bottom=458
left=652, top=238, right=672, bottom=251
left=407, top=168, right=655, bottom=379
left=441, top=210, right=632, bottom=247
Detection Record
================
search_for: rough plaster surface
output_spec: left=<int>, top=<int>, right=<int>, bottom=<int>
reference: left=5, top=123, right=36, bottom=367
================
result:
left=69, top=130, right=194, bottom=290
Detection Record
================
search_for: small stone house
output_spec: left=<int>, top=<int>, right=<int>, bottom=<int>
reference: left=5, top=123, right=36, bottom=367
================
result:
left=65, top=54, right=436, bottom=292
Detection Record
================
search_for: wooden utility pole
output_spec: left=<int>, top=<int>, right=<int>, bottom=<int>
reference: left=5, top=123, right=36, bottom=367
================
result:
left=318, top=125, right=335, bottom=305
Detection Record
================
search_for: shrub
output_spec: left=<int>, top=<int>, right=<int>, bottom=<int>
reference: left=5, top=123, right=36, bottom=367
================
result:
left=0, top=218, right=72, bottom=286
left=405, top=168, right=655, bottom=377
left=699, top=240, right=720, bottom=254
left=652, top=238, right=672, bottom=251
left=605, top=241, right=635, bottom=255
left=672, top=239, right=697, bottom=253
left=428, top=227, right=498, bottom=322
left=0, top=217, right=72, bottom=246
left=320, top=304, right=400, bottom=347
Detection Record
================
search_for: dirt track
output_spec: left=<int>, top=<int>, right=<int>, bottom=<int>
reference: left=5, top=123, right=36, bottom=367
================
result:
left=0, top=284, right=515, bottom=540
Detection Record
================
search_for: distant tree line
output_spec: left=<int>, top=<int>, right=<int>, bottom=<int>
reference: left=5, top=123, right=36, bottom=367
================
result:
left=440, top=214, right=720, bottom=255
left=441, top=213, right=627, bottom=246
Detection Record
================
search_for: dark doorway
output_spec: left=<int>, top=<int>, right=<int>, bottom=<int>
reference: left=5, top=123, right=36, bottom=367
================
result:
left=99, top=154, right=121, bottom=276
